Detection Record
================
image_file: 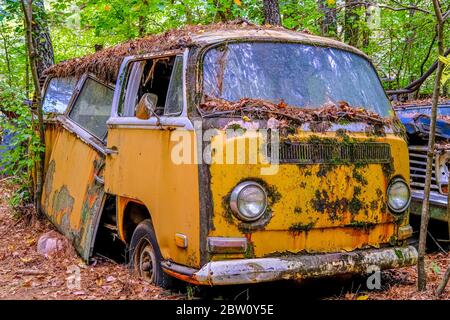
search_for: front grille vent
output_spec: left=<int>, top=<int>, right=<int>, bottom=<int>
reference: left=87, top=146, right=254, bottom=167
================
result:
left=272, top=142, right=391, bottom=164
left=409, top=147, right=440, bottom=192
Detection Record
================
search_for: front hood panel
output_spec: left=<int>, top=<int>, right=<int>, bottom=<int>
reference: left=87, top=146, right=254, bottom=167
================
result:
left=206, top=131, right=410, bottom=257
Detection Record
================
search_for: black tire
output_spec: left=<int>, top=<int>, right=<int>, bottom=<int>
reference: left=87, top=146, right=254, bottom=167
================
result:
left=129, top=219, right=173, bottom=288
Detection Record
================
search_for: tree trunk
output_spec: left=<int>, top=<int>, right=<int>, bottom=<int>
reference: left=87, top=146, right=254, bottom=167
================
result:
left=436, top=266, right=450, bottom=296
left=263, top=0, right=281, bottom=26
left=344, top=0, right=360, bottom=46
left=362, top=2, right=372, bottom=48
left=417, top=0, right=445, bottom=292
left=25, top=47, right=30, bottom=98
left=21, top=0, right=46, bottom=218
left=0, top=24, right=13, bottom=86
left=31, top=0, right=54, bottom=79
left=213, top=0, right=233, bottom=22
left=138, top=0, right=149, bottom=37
left=317, top=0, right=337, bottom=36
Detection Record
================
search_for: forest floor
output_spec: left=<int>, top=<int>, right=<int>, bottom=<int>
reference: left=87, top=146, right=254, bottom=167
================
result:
left=0, top=180, right=449, bottom=300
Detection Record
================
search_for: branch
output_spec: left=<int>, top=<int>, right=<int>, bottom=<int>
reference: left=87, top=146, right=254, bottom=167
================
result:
left=336, top=1, right=431, bottom=14
left=420, top=31, right=437, bottom=76
left=386, top=48, right=450, bottom=95
left=379, top=4, right=431, bottom=14
left=432, top=0, right=444, bottom=24
left=388, top=0, right=431, bottom=14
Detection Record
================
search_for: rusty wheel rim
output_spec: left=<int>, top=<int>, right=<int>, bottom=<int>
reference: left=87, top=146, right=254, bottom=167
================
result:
left=135, top=239, right=156, bottom=283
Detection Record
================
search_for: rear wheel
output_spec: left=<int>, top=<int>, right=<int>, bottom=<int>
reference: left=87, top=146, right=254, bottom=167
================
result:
left=129, top=219, right=172, bottom=288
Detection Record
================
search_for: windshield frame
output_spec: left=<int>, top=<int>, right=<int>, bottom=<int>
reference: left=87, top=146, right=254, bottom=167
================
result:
left=196, top=39, right=393, bottom=118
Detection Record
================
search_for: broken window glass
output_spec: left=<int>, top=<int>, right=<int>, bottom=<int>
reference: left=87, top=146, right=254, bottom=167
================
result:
left=42, top=77, right=77, bottom=113
left=164, top=56, right=184, bottom=116
left=69, top=78, right=114, bottom=139
left=203, top=42, right=392, bottom=117
left=122, top=61, right=146, bottom=117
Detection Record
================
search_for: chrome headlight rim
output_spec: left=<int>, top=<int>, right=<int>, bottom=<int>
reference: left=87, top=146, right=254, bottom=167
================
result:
left=435, top=151, right=450, bottom=194
left=230, top=181, right=268, bottom=222
left=387, top=178, right=411, bottom=214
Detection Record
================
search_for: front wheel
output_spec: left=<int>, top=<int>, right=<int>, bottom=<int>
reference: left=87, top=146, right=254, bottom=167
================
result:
left=129, top=219, right=172, bottom=288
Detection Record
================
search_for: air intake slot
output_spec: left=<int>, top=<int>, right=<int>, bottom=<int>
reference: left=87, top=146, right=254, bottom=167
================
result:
left=274, top=142, right=391, bottom=164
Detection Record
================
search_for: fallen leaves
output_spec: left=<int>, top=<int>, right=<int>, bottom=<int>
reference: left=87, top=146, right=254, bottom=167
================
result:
left=200, top=96, right=393, bottom=129
left=19, top=257, right=34, bottom=264
left=44, top=21, right=292, bottom=84
left=0, top=181, right=183, bottom=300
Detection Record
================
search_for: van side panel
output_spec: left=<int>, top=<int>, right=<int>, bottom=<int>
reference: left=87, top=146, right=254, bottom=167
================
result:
left=105, top=127, right=201, bottom=268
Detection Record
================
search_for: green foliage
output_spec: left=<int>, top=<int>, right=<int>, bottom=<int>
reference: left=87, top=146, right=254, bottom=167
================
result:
left=0, top=80, right=42, bottom=208
left=1, top=0, right=448, bottom=96
left=0, top=0, right=447, bottom=215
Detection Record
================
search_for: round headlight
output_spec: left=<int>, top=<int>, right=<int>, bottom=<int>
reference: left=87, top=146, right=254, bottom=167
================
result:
left=387, top=179, right=411, bottom=213
left=230, top=182, right=267, bottom=222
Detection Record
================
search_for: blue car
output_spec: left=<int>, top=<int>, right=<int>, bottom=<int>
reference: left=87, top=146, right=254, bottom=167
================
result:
left=395, top=102, right=450, bottom=227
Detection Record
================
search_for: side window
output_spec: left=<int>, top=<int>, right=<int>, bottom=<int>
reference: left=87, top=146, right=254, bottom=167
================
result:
left=121, top=55, right=184, bottom=117
left=42, top=77, right=77, bottom=113
left=164, top=56, right=183, bottom=116
left=69, top=78, right=114, bottom=139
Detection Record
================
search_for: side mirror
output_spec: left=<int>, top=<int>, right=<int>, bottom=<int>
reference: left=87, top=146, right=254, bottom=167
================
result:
left=135, top=93, right=158, bottom=120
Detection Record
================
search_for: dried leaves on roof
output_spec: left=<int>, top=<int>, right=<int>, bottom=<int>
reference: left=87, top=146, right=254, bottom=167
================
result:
left=199, top=97, right=393, bottom=127
left=43, top=20, right=288, bottom=84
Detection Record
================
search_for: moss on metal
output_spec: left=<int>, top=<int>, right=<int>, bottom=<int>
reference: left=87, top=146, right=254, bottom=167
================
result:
left=221, top=177, right=281, bottom=233
left=289, top=221, right=316, bottom=233
left=345, top=221, right=377, bottom=231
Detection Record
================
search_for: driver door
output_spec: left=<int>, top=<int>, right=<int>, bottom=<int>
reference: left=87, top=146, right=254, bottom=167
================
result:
left=41, top=75, right=114, bottom=261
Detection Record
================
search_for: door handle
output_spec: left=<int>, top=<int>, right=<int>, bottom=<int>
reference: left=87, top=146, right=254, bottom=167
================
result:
left=105, top=146, right=119, bottom=156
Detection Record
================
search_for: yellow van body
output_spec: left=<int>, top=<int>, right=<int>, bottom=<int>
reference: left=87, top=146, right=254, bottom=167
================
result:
left=41, top=27, right=417, bottom=286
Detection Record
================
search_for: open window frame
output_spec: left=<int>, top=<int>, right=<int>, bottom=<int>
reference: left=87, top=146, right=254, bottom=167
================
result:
left=108, top=48, right=192, bottom=129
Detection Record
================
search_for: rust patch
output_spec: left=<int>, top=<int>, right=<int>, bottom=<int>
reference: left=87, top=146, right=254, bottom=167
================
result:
left=345, top=221, right=377, bottom=231
left=289, top=220, right=317, bottom=233
left=78, top=158, right=105, bottom=254
left=311, top=190, right=347, bottom=221
left=51, top=185, right=75, bottom=232
left=382, top=159, right=395, bottom=179
left=43, top=160, right=56, bottom=210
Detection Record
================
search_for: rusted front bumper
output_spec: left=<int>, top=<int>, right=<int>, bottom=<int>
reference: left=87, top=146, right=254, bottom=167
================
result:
left=163, top=246, right=417, bottom=285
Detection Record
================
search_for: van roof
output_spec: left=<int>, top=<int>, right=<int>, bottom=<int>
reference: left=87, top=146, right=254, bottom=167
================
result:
left=43, top=20, right=368, bottom=84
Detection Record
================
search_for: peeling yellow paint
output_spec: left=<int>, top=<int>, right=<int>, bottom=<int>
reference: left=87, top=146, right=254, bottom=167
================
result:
left=208, top=131, right=410, bottom=257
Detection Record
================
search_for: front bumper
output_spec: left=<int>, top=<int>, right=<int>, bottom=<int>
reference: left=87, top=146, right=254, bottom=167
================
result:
left=162, top=246, right=418, bottom=285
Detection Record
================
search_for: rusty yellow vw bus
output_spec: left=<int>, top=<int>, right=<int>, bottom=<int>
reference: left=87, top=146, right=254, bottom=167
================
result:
left=40, top=23, right=417, bottom=288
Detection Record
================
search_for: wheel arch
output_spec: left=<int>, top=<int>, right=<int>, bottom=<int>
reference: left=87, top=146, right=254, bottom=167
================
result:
left=119, top=198, right=155, bottom=245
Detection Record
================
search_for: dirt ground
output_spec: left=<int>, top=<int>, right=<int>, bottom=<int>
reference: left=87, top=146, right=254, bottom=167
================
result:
left=0, top=180, right=184, bottom=300
left=0, top=180, right=449, bottom=300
